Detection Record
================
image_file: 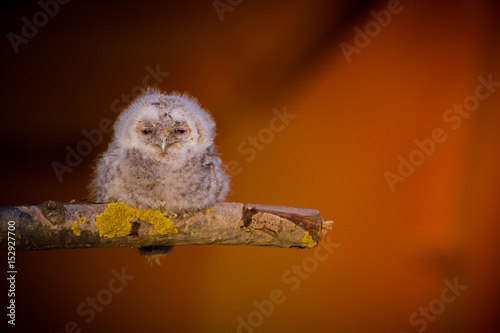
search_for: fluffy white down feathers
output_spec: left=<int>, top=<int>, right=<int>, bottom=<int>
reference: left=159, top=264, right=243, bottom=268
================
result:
left=90, top=89, right=230, bottom=212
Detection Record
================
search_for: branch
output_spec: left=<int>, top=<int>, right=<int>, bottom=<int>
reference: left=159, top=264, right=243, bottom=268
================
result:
left=0, top=201, right=328, bottom=250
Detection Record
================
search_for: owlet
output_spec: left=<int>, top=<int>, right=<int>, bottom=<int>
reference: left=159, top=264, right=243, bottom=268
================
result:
left=89, top=89, right=230, bottom=261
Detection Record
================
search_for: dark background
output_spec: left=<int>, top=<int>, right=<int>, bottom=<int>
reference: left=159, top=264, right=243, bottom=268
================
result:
left=1, top=0, right=500, bottom=332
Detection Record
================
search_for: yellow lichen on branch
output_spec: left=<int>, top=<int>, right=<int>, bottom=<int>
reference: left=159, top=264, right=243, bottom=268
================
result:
left=94, top=202, right=177, bottom=239
left=136, top=208, right=177, bottom=236
left=71, top=221, right=81, bottom=236
left=71, top=216, right=86, bottom=236
left=301, top=231, right=317, bottom=249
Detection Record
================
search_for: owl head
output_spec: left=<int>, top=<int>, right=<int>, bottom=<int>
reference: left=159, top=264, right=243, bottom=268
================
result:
left=112, top=89, right=216, bottom=165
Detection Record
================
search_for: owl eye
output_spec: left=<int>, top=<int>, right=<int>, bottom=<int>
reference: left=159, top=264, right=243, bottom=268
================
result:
left=173, top=128, right=186, bottom=135
left=142, top=129, right=153, bottom=135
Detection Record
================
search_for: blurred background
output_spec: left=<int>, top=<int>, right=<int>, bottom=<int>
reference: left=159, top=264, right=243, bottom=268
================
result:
left=1, top=0, right=500, bottom=332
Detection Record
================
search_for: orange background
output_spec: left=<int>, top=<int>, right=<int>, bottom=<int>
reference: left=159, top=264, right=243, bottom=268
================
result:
left=1, top=0, right=500, bottom=332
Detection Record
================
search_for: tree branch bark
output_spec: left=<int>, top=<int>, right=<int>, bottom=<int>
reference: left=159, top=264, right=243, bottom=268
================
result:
left=0, top=201, right=327, bottom=250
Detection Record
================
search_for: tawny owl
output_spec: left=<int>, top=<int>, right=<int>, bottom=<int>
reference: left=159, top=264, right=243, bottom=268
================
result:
left=90, top=89, right=230, bottom=260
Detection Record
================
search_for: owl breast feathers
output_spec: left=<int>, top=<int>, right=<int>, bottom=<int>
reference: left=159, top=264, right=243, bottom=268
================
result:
left=90, top=89, right=230, bottom=213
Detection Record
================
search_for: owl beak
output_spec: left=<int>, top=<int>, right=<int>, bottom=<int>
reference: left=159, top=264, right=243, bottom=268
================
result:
left=160, top=138, right=169, bottom=154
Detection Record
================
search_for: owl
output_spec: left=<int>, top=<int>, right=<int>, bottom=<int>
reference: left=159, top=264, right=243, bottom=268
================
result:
left=90, top=89, right=230, bottom=262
